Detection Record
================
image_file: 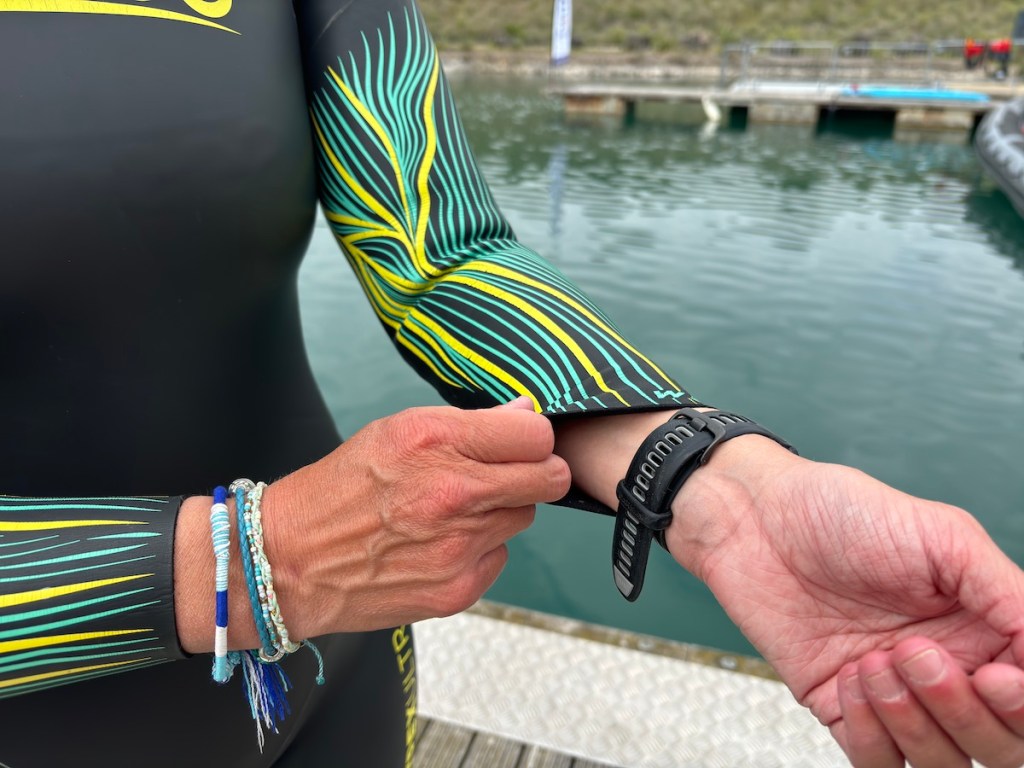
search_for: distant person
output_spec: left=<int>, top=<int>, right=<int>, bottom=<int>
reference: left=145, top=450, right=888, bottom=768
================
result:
left=988, top=38, right=1013, bottom=79
left=2, top=2, right=1024, bottom=767
left=964, top=38, right=986, bottom=69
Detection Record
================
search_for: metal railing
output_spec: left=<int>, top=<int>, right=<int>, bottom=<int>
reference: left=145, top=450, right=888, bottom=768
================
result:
left=718, top=39, right=1024, bottom=87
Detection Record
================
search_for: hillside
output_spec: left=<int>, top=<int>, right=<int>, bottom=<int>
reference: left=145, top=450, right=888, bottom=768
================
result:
left=419, top=0, right=1023, bottom=53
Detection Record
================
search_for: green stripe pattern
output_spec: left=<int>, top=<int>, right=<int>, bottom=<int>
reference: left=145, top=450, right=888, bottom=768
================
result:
left=0, top=496, right=178, bottom=698
left=309, top=3, right=697, bottom=414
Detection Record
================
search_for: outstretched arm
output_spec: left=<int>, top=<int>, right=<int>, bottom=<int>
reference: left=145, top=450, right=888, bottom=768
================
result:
left=560, top=416, right=1024, bottom=767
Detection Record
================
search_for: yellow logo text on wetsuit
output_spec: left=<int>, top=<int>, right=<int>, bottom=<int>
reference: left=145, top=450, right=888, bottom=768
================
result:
left=0, top=0, right=238, bottom=34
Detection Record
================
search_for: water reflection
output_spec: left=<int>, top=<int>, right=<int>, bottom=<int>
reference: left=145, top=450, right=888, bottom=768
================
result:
left=547, top=142, right=567, bottom=239
left=964, top=186, right=1024, bottom=274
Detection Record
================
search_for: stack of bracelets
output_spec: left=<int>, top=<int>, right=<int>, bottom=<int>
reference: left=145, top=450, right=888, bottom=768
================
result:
left=209, top=479, right=325, bottom=751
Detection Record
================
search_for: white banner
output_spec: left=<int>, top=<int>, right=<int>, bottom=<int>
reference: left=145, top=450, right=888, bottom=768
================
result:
left=551, top=0, right=573, bottom=66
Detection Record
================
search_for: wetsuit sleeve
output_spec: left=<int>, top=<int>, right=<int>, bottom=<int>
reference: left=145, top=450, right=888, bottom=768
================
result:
left=0, top=496, right=184, bottom=698
left=295, top=0, right=703, bottom=420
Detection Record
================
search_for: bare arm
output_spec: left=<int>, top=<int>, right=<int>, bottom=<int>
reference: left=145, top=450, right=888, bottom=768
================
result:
left=560, top=408, right=1024, bottom=768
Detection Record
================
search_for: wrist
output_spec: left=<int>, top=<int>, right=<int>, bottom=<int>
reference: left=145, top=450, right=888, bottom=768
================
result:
left=260, top=473, right=315, bottom=639
left=553, top=407, right=687, bottom=510
left=174, top=494, right=262, bottom=654
left=664, top=433, right=803, bottom=580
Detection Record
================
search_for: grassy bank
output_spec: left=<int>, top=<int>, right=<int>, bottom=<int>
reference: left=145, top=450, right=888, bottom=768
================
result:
left=420, top=0, right=1023, bottom=53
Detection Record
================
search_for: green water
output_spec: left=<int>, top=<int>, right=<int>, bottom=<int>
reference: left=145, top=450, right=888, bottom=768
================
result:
left=298, top=75, right=1024, bottom=657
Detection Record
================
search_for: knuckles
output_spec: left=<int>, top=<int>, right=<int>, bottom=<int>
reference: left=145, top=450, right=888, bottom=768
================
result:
left=420, top=473, right=474, bottom=521
left=385, top=407, right=461, bottom=459
left=431, top=530, right=476, bottom=576
left=427, top=547, right=509, bottom=617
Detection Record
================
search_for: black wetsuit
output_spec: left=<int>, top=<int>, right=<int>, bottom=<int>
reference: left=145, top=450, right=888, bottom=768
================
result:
left=0, top=1, right=697, bottom=765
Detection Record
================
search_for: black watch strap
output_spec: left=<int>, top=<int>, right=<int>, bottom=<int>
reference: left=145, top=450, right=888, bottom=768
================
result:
left=612, top=408, right=795, bottom=601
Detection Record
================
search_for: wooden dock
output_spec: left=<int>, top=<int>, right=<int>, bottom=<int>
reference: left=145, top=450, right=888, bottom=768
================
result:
left=547, top=81, right=1017, bottom=131
left=417, top=717, right=621, bottom=768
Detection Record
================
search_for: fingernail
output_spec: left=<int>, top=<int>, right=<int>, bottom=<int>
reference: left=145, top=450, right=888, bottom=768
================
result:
left=865, top=668, right=907, bottom=701
left=498, top=396, right=535, bottom=410
left=985, top=678, right=1024, bottom=712
left=900, top=648, right=945, bottom=686
left=844, top=674, right=867, bottom=704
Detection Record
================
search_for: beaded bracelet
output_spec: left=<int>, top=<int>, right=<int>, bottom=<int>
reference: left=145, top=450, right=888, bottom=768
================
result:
left=229, top=478, right=279, bottom=660
left=247, top=482, right=300, bottom=659
left=237, top=482, right=324, bottom=683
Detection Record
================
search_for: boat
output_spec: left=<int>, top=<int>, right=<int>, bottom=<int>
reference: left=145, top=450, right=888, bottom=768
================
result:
left=975, top=97, right=1024, bottom=218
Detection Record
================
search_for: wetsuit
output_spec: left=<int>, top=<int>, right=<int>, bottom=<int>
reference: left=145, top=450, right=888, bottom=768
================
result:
left=0, top=1, right=698, bottom=765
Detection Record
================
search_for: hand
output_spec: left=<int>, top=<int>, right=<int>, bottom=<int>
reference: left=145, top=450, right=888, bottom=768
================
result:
left=264, top=397, right=571, bottom=637
left=668, top=437, right=1024, bottom=767
left=243, top=398, right=568, bottom=641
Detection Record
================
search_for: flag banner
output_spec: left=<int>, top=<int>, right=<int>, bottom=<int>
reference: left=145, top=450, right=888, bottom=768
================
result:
left=551, top=0, right=572, bottom=66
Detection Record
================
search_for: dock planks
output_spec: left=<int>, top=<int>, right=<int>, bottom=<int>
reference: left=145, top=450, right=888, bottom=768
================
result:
left=416, top=718, right=623, bottom=768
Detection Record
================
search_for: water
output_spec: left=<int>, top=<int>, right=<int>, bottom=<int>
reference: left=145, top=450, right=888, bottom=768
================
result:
left=298, top=75, right=1024, bottom=657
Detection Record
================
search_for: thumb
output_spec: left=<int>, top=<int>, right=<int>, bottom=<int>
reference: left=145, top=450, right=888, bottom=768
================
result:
left=495, top=395, right=539, bottom=412
left=944, top=509, right=1024, bottom=642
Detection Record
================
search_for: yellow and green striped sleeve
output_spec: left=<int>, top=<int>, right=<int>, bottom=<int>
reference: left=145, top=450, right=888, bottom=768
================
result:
left=0, top=496, right=182, bottom=699
left=298, top=0, right=701, bottom=417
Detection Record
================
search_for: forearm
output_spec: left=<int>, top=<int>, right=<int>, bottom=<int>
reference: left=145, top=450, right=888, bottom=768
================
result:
left=0, top=494, right=183, bottom=698
left=174, top=495, right=260, bottom=655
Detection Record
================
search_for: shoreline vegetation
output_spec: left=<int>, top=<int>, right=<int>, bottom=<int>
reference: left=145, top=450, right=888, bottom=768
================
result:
left=423, top=2, right=1024, bottom=83
left=421, top=1, right=1023, bottom=52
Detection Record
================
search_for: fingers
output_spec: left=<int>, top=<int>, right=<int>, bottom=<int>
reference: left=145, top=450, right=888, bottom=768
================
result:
left=494, top=395, right=538, bottom=412
left=842, top=639, right=1024, bottom=768
left=412, top=455, right=568, bottom=523
left=454, top=402, right=555, bottom=464
left=974, top=663, right=1024, bottom=739
left=416, top=504, right=535, bottom=617
left=469, top=504, right=537, bottom=556
left=836, top=663, right=905, bottom=767
left=844, top=647, right=968, bottom=767
left=431, top=542, right=511, bottom=618
left=384, top=405, right=571, bottom=513
left=893, top=639, right=1024, bottom=768
left=927, top=502, right=1024, bottom=645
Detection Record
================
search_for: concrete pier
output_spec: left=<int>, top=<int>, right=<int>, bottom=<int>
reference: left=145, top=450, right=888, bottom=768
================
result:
left=548, top=81, right=1014, bottom=132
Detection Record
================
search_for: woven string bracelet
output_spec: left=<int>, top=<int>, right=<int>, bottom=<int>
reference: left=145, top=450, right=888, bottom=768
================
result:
left=209, top=486, right=232, bottom=683
left=230, top=478, right=279, bottom=660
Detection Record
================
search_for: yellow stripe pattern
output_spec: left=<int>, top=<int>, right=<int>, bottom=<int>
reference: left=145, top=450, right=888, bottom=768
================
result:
left=0, top=658, right=148, bottom=690
left=0, top=574, right=151, bottom=610
left=310, top=6, right=695, bottom=414
left=0, top=497, right=176, bottom=698
left=0, top=0, right=239, bottom=33
left=0, top=519, right=144, bottom=532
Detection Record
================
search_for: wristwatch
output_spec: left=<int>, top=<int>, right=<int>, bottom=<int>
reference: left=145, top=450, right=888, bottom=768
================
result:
left=612, top=408, right=795, bottom=601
